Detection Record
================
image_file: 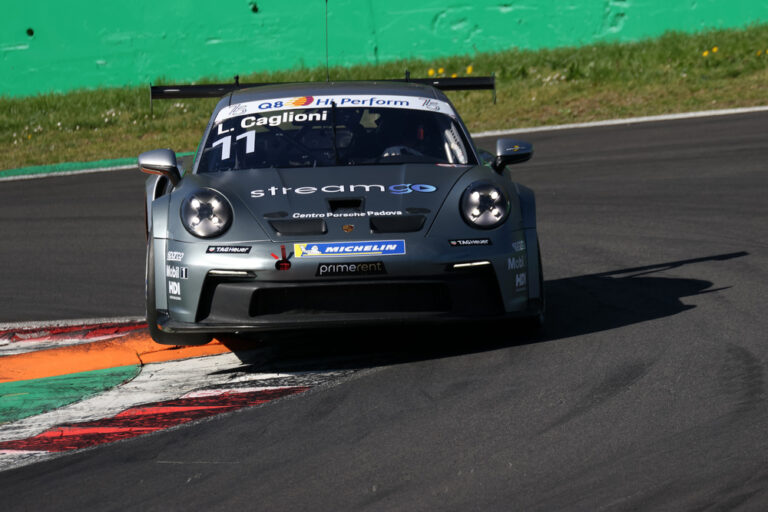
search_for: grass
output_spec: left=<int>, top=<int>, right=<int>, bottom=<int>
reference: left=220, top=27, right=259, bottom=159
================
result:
left=2, top=24, right=768, bottom=170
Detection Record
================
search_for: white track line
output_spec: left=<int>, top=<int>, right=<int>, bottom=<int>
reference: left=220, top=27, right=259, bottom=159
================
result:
left=472, top=105, right=768, bottom=138
left=0, top=164, right=137, bottom=183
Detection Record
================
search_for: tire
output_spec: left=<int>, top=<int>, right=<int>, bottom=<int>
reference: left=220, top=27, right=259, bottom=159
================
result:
left=146, top=238, right=212, bottom=346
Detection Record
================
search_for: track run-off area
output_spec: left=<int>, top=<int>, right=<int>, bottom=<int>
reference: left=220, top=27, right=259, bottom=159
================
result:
left=0, top=319, right=355, bottom=469
left=1, top=110, right=767, bottom=510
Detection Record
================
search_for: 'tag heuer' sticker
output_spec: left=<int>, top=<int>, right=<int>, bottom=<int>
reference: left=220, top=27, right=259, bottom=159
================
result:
left=449, top=238, right=492, bottom=247
left=207, top=245, right=251, bottom=254
left=294, top=240, right=406, bottom=258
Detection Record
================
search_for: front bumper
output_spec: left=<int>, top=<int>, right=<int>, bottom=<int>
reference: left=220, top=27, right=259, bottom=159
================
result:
left=155, top=231, right=540, bottom=334
left=161, top=268, right=509, bottom=333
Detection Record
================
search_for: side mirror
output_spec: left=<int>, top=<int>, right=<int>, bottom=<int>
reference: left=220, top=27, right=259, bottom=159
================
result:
left=138, top=149, right=181, bottom=187
left=492, top=138, right=533, bottom=172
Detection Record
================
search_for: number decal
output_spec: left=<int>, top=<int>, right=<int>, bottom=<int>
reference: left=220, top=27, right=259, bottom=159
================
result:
left=236, top=131, right=255, bottom=155
left=212, top=136, right=232, bottom=160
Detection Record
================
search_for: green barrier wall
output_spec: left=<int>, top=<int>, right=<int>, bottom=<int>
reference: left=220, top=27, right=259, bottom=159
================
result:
left=2, top=0, right=766, bottom=97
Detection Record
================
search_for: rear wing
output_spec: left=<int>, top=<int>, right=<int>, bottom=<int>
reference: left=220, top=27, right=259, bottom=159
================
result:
left=149, top=72, right=495, bottom=111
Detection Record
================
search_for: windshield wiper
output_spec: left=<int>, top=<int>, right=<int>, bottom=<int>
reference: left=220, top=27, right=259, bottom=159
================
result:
left=330, top=101, right=340, bottom=165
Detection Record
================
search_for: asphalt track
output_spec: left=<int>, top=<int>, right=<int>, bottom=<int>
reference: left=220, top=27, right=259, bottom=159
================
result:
left=1, top=111, right=767, bottom=510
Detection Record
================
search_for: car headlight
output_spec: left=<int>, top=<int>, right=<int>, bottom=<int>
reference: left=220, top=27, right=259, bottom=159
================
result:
left=180, top=188, right=233, bottom=238
left=460, top=182, right=509, bottom=229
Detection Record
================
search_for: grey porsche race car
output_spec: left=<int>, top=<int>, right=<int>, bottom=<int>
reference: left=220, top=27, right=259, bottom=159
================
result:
left=140, top=80, right=543, bottom=345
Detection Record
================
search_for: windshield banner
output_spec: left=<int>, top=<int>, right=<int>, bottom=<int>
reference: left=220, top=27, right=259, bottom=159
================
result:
left=215, top=95, right=456, bottom=124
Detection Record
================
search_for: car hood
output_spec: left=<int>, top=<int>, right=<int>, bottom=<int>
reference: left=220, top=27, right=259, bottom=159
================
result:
left=191, top=164, right=474, bottom=241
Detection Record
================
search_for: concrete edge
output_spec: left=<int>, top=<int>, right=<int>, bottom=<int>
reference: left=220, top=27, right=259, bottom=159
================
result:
left=0, top=152, right=195, bottom=183
left=0, top=317, right=145, bottom=331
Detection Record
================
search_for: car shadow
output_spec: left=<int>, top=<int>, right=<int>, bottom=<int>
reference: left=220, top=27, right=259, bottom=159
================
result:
left=216, top=251, right=748, bottom=375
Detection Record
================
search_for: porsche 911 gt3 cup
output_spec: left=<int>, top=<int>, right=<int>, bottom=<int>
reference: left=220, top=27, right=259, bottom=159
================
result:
left=140, top=80, right=543, bottom=345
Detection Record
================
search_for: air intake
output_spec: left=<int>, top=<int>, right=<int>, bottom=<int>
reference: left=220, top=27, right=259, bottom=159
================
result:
left=269, top=219, right=327, bottom=236
left=328, top=198, right=364, bottom=213
left=370, top=215, right=425, bottom=233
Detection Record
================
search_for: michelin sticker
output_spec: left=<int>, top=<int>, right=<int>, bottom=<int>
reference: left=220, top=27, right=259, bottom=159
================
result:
left=511, top=240, right=526, bottom=253
left=295, top=240, right=406, bottom=258
left=167, top=251, right=184, bottom=262
left=215, top=95, right=456, bottom=124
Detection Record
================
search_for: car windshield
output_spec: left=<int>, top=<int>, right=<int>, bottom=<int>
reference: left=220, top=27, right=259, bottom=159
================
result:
left=196, top=103, right=475, bottom=172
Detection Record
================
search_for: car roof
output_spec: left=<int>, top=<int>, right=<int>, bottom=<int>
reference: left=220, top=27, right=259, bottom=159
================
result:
left=227, top=80, right=446, bottom=104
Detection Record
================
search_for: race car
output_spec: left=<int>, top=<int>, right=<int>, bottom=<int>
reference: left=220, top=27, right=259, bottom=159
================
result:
left=139, top=80, right=543, bottom=345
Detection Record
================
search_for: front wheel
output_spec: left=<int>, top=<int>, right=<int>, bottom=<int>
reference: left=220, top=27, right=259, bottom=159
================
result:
left=145, top=238, right=212, bottom=346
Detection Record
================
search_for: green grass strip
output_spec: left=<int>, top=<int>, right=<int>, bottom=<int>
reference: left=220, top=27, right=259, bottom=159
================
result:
left=0, top=152, right=195, bottom=180
left=0, top=365, right=140, bottom=424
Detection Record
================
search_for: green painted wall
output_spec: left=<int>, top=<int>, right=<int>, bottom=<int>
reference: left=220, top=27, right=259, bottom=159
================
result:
left=2, top=0, right=766, bottom=97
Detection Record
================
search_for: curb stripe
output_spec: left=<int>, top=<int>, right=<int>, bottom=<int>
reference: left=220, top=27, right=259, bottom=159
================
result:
left=0, top=353, right=250, bottom=443
left=0, top=321, right=360, bottom=471
left=182, top=386, right=294, bottom=398
left=0, top=387, right=308, bottom=452
left=1, top=322, right=144, bottom=343
left=0, top=366, right=140, bottom=424
left=0, top=350, right=356, bottom=470
left=0, top=316, right=144, bottom=331
left=0, top=321, right=146, bottom=356
left=0, top=330, right=232, bottom=384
